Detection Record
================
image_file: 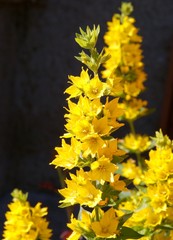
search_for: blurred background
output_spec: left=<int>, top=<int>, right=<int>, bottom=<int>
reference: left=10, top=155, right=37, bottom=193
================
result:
left=0, top=0, right=173, bottom=239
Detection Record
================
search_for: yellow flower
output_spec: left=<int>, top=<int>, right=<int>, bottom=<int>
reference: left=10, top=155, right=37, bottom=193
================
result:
left=92, top=116, right=111, bottom=136
left=67, top=208, right=105, bottom=240
left=65, top=68, right=90, bottom=99
left=104, top=97, right=124, bottom=119
left=89, top=156, right=118, bottom=182
left=76, top=182, right=102, bottom=208
left=106, top=75, right=123, bottom=96
left=64, top=96, right=103, bottom=133
left=122, top=158, right=143, bottom=185
left=59, top=169, right=102, bottom=208
left=76, top=96, right=103, bottom=119
left=98, top=138, right=125, bottom=159
left=118, top=98, right=148, bottom=120
left=91, top=208, right=119, bottom=238
left=121, top=133, right=151, bottom=153
left=65, top=117, right=94, bottom=140
left=68, top=210, right=92, bottom=238
left=50, top=138, right=82, bottom=169
left=147, top=183, right=169, bottom=213
left=144, top=148, right=173, bottom=184
left=110, top=174, right=127, bottom=191
left=82, top=133, right=105, bottom=155
left=104, top=97, right=124, bottom=130
left=83, top=74, right=106, bottom=99
left=144, top=207, right=162, bottom=228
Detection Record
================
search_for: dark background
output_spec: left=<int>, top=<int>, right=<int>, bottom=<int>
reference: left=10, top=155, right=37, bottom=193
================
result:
left=0, top=0, right=173, bottom=239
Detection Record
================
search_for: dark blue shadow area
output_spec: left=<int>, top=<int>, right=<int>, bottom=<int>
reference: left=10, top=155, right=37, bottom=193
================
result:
left=0, top=190, right=70, bottom=240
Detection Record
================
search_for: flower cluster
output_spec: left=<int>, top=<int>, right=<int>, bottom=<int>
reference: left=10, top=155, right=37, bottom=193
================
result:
left=103, top=3, right=151, bottom=165
left=51, top=2, right=173, bottom=240
left=118, top=130, right=173, bottom=239
left=3, top=2, right=173, bottom=240
left=51, top=9, right=142, bottom=240
left=101, top=3, right=173, bottom=239
left=2, top=189, right=52, bottom=240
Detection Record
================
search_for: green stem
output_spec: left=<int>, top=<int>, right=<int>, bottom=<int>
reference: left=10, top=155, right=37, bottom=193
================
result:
left=128, top=120, right=136, bottom=135
left=136, top=152, right=142, bottom=169
left=95, top=206, right=100, bottom=221
left=57, top=167, right=66, bottom=188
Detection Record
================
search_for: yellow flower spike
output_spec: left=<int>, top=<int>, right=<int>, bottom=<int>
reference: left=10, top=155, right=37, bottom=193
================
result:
left=51, top=3, right=153, bottom=240
left=91, top=208, right=119, bottom=238
left=3, top=189, right=52, bottom=240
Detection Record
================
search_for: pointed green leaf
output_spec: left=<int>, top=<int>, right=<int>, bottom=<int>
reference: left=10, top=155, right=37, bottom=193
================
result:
left=118, top=212, right=133, bottom=227
left=117, top=226, right=143, bottom=239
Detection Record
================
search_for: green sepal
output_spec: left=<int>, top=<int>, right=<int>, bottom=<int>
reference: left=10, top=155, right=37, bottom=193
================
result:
left=75, top=25, right=100, bottom=49
left=118, top=212, right=133, bottom=227
left=58, top=202, right=73, bottom=208
left=11, top=189, right=28, bottom=203
left=112, top=154, right=128, bottom=164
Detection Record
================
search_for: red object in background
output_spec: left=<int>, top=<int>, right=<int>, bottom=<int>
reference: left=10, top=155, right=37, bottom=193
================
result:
left=39, top=181, right=56, bottom=192
left=60, top=229, right=72, bottom=240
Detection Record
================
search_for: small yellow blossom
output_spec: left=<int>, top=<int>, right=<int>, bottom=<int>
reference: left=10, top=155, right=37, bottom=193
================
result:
left=118, top=98, right=148, bottom=121
left=91, top=208, right=119, bottom=238
left=122, top=158, right=143, bottom=185
left=50, top=138, right=82, bottom=169
left=65, top=68, right=90, bottom=99
left=59, top=169, right=102, bottom=208
left=89, top=156, right=118, bottom=182
left=83, top=75, right=106, bottom=99
left=120, top=133, right=151, bottom=153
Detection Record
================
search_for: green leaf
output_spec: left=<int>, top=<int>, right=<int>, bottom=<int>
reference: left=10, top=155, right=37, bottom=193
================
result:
left=112, top=155, right=128, bottom=164
left=117, top=226, right=143, bottom=239
left=118, top=212, right=133, bottom=227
